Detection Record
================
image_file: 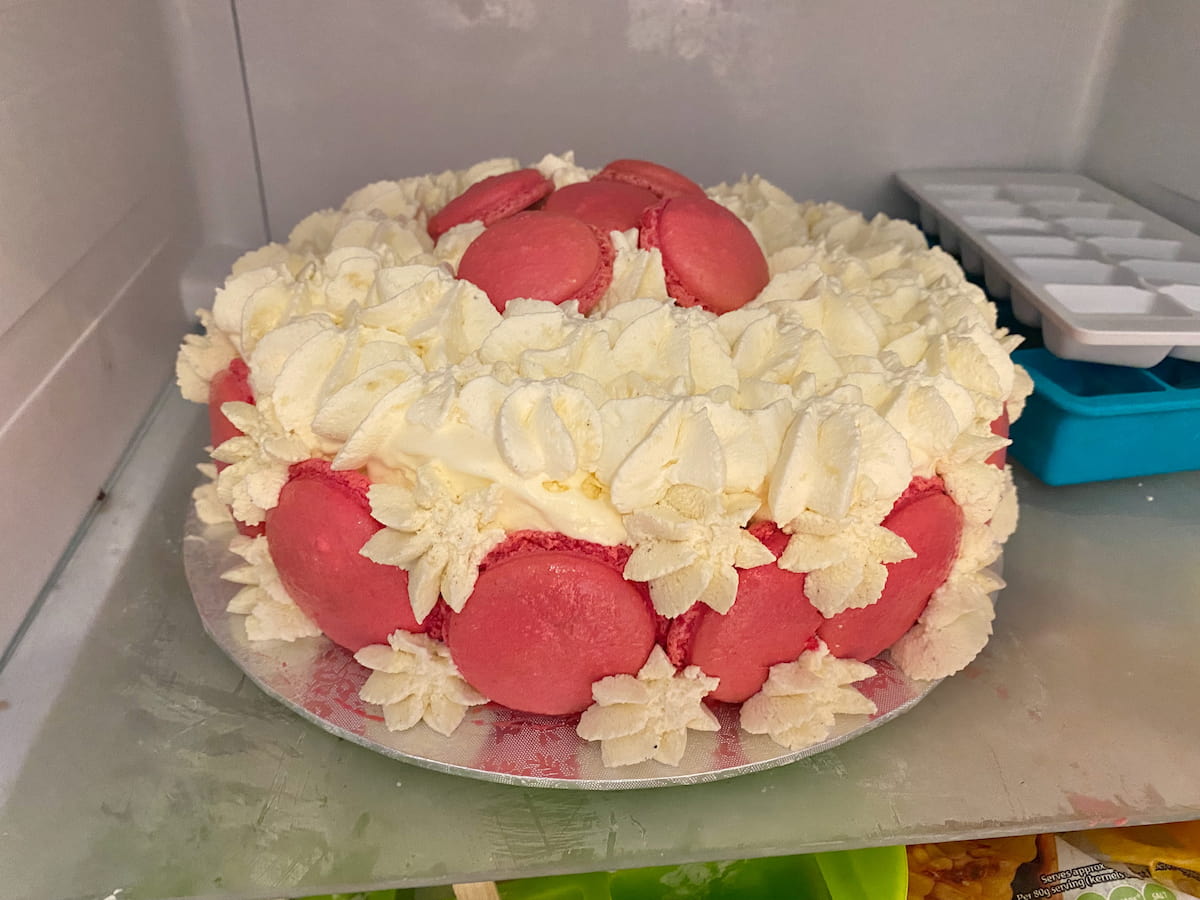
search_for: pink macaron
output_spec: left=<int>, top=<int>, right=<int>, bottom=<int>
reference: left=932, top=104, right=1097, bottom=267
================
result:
left=427, top=168, right=553, bottom=242
left=594, top=158, right=706, bottom=200
left=208, top=357, right=253, bottom=456
left=208, top=358, right=263, bottom=538
left=542, top=180, right=660, bottom=234
left=667, top=522, right=823, bottom=703
left=818, top=480, right=964, bottom=661
left=446, top=532, right=656, bottom=716
left=266, top=460, right=426, bottom=651
left=456, top=211, right=614, bottom=313
left=638, top=195, right=770, bottom=314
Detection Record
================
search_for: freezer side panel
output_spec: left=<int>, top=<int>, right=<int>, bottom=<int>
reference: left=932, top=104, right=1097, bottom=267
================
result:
left=0, top=1, right=202, bottom=650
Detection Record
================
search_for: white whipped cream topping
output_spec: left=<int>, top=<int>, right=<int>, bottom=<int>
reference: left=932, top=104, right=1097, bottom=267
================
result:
left=768, top=392, right=913, bottom=526
left=890, top=465, right=1017, bottom=681
left=176, top=310, right=238, bottom=404
left=433, top=221, right=485, bottom=270
left=222, top=535, right=322, bottom=641
left=779, top=515, right=916, bottom=616
left=989, top=467, right=1020, bottom=545
left=740, top=641, right=877, bottom=750
left=182, top=156, right=1025, bottom=669
left=533, top=150, right=594, bottom=188
left=212, top=401, right=312, bottom=526
left=841, top=363, right=978, bottom=477
left=576, top=646, right=719, bottom=767
left=623, top=484, right=775, bottom=617
left=212, top=265, right=309, bottom=357
left=192, top=462, right=232, bottom=526
left=356, top=630, right=487, bottom=736
left=939, top=457, right=1010, bottom=527
left=764, top=392, right=922, bottom=614
left=889, top=564, right=1003, bottom=681
left=360, top=465, right=506, bottom=622
left=1007, top=363, right=1034, bottom=422
left=231, top=243, right=304, bottom=279
left=596, top=228, right=671, bottom=314
left=342, top=156, right=520, bottom=224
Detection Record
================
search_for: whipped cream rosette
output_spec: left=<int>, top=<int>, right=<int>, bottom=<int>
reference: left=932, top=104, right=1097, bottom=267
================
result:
left=180, top=152, right=1026, bottom=767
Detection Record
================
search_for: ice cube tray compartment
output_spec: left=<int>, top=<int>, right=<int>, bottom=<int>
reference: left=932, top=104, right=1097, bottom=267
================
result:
left=1001, top=184, right=1083, bottom=203
left=1014, top=258, right=1130, bottom=284
left=1087, top=237, right=1191, bottom=261
left=1122, top=259, right=1200, bottom=285
left=1163, top=286, right=1200, bottom=356
left=1045, top=285, right=1187, bottom=317
left=942, top=200, right=1025, bottom=217
left=923, top=184, right=1000, bottom=200
left=1057, top=217, right=1146, bottom=238
left=897, top=169, right=1200, bottom=367
left=1164, top=284, right=1200, bottom=312
left=1029, top=200, right=1115, bottom=218
left=962, top=216, right=1051, bottom=233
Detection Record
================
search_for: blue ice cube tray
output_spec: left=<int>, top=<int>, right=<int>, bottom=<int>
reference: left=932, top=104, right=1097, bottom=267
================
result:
left=1009, top=348, right=1200, bottom=485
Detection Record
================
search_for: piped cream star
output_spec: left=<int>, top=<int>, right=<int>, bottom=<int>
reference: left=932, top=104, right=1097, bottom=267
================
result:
left=360, top=464, right=506, bottom=622
left=222, top=535, right=321, bottom=642
left=176, top=310, right=237, bottom=403
left=623, top=485, right=774, bottom=617
left=212, top=401, right=311, bottom=526
left=740, top=641, right=877, bottom=750
left=192, top=462, right=232, bottom=526
left=576, top=646, right=719, bottom=767
left=355, top=630, right=487, bottom=736
left=778, top=512, right=914, bottom=616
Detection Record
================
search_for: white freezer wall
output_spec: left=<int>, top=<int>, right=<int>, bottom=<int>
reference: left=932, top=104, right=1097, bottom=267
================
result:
left=0, top=0, right=208, bottom=648
left=232, top=0, right=1123, bottom=240
left=2, top=0, right=1199, bottom=652
left=1084, top=0, right=1200, bottom=235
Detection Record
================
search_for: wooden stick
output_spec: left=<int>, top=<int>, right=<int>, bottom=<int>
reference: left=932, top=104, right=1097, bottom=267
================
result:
left=452, top=882, right=502, bottom=900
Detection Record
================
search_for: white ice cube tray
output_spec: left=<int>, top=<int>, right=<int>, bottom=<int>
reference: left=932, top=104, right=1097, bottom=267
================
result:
left=896, top=169, right=1200, bottom=367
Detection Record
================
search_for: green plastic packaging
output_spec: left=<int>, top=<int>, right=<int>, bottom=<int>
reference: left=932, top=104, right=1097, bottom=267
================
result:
left=295, top=845, right=906, bottom=900
left=493, top=846, right=906, bottom=900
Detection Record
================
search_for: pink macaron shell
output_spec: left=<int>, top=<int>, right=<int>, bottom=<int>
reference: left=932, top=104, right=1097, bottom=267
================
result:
left=489, top=533, right=671, bottom=640
left=456, top=211, right=614, bottom=313
left=483, top=529, right=633, bottom=571
left=427, top=168, right=554, bottom=241
left=542, top=180, right=660, bottom=234
left=818, top=487, right=964, bottom=661
left=893, top=474, right=949, bottom=509
left=594, top=159, right=706, bottom=200
left=447, top=539, right=656, bottom=716
left=669, top=522, right=823, bottom=703
left=208, top=358, right=263, bottom=537
left=639, top=196, right=770, bottom=314
left=208, top=357, right=253, bottom=455
left=265, top=459, right=425, bottom=652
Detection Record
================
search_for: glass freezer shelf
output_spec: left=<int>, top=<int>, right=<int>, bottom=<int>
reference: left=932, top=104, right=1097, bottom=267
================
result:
left=1, top=388, right=1198, bottom=900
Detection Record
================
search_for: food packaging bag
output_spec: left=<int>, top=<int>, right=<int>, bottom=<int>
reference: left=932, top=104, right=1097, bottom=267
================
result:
left=908, top=822, right=1200, bottom=900
left=1030, top=822, right=1200, bottom=900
